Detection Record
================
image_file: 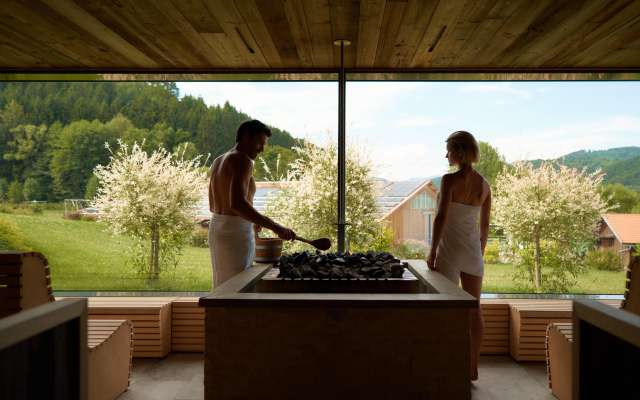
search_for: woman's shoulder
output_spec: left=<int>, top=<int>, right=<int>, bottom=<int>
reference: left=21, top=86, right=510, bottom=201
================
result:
left=441, top=172, right=458, bottom=182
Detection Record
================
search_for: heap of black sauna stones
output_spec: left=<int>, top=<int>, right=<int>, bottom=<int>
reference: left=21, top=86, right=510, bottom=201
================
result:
left=275, top=251, right=408, bottom=279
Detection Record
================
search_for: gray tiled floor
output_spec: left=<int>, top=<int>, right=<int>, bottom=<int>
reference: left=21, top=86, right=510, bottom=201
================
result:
left=118, top=354, right=555, bottom=400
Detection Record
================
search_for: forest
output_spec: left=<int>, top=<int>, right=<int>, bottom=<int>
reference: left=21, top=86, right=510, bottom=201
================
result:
left=0, top=82, right=298, bottom=201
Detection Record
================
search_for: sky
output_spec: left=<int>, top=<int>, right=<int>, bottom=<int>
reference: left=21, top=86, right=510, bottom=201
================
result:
left=177, top=81, right=640, bottom=181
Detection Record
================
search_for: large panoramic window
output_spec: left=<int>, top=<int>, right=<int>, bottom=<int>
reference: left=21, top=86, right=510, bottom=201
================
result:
left=0, top=78, right=637, bottom=295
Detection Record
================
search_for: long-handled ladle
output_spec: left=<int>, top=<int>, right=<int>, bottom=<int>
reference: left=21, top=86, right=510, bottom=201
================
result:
left=294, top=236, right=332, bottom=251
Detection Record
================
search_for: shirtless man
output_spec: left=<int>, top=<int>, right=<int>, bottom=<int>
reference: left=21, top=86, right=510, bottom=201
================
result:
left=208, top=119, right=295, bottom=287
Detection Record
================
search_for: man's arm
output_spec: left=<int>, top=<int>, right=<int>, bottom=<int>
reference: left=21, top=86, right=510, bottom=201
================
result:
left=228, top=155, right=294, bottom=239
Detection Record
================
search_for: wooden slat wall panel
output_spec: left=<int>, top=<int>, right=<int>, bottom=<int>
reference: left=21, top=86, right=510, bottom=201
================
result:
left=480, top=300, right=509, bottom=355
left=171, top=297, right=205, bottom=352
left=83, top=297, right=174, bottom=358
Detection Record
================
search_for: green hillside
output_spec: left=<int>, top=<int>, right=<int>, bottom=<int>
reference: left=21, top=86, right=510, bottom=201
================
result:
left=532, top=147, right=640, bottom=189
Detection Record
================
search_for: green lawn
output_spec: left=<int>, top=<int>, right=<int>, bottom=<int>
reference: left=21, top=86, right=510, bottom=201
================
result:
left=1, top=210, right=212, bottom=291
left=483, top=262, right=626, bottom=294
left=0, top=209, right=627, bottom=294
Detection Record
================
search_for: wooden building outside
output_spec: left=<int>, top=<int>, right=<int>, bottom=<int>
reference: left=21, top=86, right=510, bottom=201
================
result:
left=375, top=178, right=438, bottom=247
left=598, top=213, right=640, bottom=267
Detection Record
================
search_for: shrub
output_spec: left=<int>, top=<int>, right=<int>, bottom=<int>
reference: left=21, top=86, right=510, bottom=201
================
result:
left=364, top=225, right=394, bottom=253
left=0, top=218, right=30, bottom=251
left=393, top=240, right=427, bottom=260
left=484, top=241, right=502, bottom=264
left=585, top=249, right=621, bottom=271
left=190, top=227, right=209, bottom=248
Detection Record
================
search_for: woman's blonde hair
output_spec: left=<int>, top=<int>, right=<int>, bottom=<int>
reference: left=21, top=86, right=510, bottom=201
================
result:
left=446, top=131, right=479, bottom=165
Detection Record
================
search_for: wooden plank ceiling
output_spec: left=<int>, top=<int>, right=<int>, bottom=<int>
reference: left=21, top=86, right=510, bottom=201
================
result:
left=1, top=0, right=639, bottom=71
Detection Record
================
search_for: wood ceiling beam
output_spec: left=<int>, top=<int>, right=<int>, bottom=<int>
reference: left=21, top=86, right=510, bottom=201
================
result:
left=40, top=0, right=159, bottom=68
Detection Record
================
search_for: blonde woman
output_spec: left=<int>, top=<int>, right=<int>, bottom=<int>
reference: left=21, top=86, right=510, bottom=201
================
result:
left=426, top=131, right=491, bottom=381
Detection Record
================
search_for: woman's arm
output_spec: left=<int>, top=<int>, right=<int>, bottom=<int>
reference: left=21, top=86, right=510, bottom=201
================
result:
left=427, top=175, right=452, bottom=269
left=480, top=186, right=492, bottom=254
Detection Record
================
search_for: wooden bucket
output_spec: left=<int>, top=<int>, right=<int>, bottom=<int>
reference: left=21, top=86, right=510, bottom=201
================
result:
left=254, top=237, right=283, bottom=263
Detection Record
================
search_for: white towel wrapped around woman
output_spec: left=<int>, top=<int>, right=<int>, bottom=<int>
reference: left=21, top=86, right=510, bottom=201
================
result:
left=208, top=213, right=255, bottom=287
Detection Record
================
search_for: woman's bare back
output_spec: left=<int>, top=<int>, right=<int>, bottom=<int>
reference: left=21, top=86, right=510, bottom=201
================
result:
left=447, top=169, right=489, bottom=206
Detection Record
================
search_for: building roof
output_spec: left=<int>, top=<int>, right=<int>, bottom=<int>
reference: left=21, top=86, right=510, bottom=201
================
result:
left=198, top=178, right=436, bottom=219
left=376, top=178, right=437, bottom=219
left=602, top=214, right=640, bottom=245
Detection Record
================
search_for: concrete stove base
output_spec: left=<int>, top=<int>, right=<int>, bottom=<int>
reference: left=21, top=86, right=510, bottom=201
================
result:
left=199, top=260, right=476, bottom=400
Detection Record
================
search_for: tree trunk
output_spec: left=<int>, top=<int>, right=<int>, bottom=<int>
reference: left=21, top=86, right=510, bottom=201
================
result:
left=534, top=227, right=541, bottom=291
left=150, top=225, right=160, bottom=280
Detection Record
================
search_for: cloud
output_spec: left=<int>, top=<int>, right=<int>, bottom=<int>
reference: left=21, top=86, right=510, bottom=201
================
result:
left=369, top=142, right=447, bottom=181
left=493, top=115, right=640, bottom=162
left=178, top=81, right=423, bottom=145
left=458, top=83, right=532, bottom=100
left=396, top=115, right=442, bottom=128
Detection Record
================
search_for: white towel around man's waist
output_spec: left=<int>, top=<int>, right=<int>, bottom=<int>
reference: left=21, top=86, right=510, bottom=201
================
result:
left=208, top=213, right=255, bottom=287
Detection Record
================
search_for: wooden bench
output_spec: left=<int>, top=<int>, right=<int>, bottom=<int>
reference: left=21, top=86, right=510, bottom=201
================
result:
left=0, top=252, right=54, bottom=317
left=509, top=298, right=621, bottom=362
left=171, top=297, right=204, bottom=352
left=0, top=252, right=134, bottom=400
left=546, top=256, right=639, bottom=400
left=510, top=300, right=573, bottom=362
left=88, top=319, right=133, bottom=400
left=480, top=300, right=509, bottom=355
left=84, top=297, right=173, bottom=358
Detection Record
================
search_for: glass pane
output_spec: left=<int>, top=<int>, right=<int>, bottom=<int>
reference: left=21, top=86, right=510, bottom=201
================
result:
left=346, top=80, right=640, bottom=294
left=0, top=80, right=337, bottom=292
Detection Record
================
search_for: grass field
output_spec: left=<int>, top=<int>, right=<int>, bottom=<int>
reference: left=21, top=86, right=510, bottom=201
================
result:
left=1, top=210, right=212, bottom=291
left=0, top=209, right=627, bottom=294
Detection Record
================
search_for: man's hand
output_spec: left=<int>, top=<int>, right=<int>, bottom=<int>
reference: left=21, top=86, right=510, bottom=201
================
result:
left=273, top=224, right=296, bottom=241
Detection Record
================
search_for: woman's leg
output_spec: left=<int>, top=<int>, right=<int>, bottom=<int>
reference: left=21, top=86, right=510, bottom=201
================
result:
left=460, top=272, right=484, bottom=380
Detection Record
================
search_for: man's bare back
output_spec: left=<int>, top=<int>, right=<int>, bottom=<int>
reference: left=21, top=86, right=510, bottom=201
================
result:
left=209, top=150, right=256, bottom=215
left=207, top=127, right=294, bottom=240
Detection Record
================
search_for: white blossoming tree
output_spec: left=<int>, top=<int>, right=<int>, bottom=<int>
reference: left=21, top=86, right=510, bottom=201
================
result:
left=493, top=162, right=609, bottom=291
left=93, top=141, right=207, bottom=280
left=265, top=139, right=392, bottom=253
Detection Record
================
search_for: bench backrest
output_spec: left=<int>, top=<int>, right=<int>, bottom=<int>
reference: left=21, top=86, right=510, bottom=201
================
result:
left=621, top=255, right=640, bottom=316
left=0, top=252, right=54, bottom=318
